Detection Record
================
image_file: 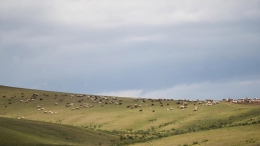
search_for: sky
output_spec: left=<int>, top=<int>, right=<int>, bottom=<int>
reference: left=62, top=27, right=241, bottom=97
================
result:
left=1, top=0, right=260, bottom=100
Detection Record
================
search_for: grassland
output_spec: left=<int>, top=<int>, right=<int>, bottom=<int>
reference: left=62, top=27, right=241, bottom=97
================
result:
left=0, top=117, right=118, bottom=146
left=0, top=85, right=260, bottom=146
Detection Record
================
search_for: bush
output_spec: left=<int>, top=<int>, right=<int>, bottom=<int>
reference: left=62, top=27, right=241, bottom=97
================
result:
left=201, top=139, right=208, bottom=143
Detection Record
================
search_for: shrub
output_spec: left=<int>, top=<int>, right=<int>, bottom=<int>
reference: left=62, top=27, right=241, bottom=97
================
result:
left=202, top=139, right=208, bottom=143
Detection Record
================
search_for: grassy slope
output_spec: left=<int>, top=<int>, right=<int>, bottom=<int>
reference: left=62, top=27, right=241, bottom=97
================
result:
left=130, top=124, right=260, bottom=146
left=0, top=117, right=118, bottom=146
left=1, top=85, right=260, bottom=146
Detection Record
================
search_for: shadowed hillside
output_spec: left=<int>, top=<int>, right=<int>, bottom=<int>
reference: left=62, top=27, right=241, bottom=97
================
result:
left=0, top=117, right=118, bottom=146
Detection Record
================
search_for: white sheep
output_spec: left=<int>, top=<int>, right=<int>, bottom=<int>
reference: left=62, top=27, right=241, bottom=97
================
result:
left=193, top=106, right=198, bottom=111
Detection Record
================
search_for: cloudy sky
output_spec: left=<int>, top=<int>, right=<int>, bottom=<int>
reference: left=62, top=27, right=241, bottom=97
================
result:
left=1, top=0, right=260, bottom=100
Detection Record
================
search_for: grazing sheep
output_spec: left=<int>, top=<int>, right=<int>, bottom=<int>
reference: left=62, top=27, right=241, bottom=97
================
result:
left=66, top=103, right=74, bottom=107
left=232, top=100, right=238, bottom=103
left=193, top=106, right=198, bottom=111
left=177, top=105, right=185, bottom=109
left=206, top=102, right=213, bottom=106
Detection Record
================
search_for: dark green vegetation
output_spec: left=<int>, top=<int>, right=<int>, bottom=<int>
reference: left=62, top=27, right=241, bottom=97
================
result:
left=0, top=117, right=118, bottom=146
left=0, top=85, right=260, bottom=146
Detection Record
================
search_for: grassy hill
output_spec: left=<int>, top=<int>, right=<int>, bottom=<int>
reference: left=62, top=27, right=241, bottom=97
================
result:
left=0, top=117, right=118, bottom=146
left=0, top=85, right=260, bottom=146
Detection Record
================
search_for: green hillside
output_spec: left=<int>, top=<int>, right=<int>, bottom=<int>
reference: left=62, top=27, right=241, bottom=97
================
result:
left=0, top=117, right=118, bottom=146
left=0, top=85, right=260, bottom=146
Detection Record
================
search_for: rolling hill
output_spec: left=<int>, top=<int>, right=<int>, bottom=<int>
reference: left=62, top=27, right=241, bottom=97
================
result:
left=0, top=85, right=260, bottom=146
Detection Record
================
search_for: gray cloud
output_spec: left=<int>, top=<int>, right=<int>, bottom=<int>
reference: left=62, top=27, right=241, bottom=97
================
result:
left=0, top=0, right=260, bottom=99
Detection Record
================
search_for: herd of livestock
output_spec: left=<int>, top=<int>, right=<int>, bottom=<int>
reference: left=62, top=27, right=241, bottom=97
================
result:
left=2, top=92, right=260, bottom=117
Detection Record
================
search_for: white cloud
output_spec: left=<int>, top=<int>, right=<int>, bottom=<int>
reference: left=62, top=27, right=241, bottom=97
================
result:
left=143, top=79, right=260, bottom=99
left=100, top=79, right=260, bottom=100
left=2, top=0, right=257, bottom=29
left=99, top=89, right=144, bottom=98
left=47, top=0, right=255, bottom=29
